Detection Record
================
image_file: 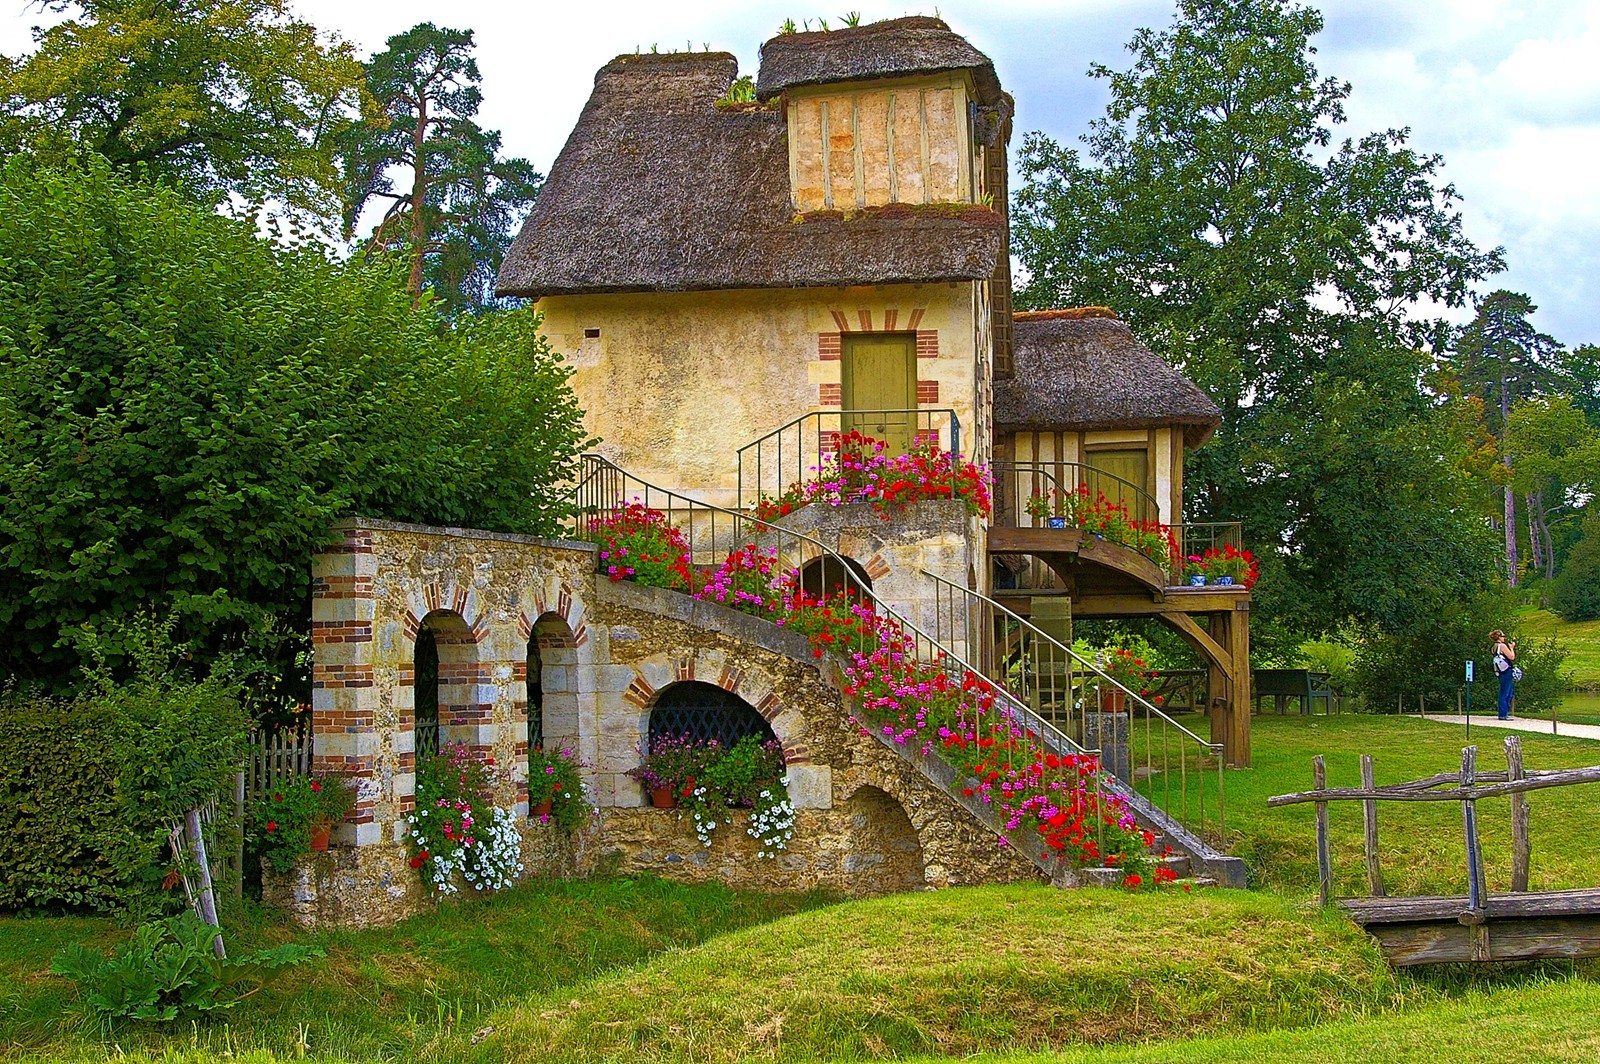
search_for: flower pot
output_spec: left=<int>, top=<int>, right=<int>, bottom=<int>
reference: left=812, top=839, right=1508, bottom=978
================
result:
left=1215, top=575, right=1234, bottom=586
left=1090, top=532, right=1105, bottom=540
left=1046, top=516, right=1068, bottom=529
left=650, top=786, right=678, bottom=809
left=1187, top=573, right=1205, bottom=587
left=532, top=797, right=553, bottom=816
left=309, top=825, right=331, bottom=852
left=1098, top=688, right=1127, bottom=713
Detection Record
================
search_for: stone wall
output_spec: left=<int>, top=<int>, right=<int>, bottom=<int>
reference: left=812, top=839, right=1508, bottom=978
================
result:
left=535, top=284, right=979, bottom=509
left=301, top=517, right=1038, bottom=929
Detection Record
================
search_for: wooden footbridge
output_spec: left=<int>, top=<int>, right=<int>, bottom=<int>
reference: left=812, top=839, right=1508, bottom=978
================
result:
left=1268, top=736, right=1600, bottom=965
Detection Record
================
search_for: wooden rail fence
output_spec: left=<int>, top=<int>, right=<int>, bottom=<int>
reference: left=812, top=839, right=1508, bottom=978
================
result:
left=1268, top=735, right=1600, bottom=964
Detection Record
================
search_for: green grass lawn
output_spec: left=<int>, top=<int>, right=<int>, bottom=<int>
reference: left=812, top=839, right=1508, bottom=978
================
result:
left=7, top=714, right=1600, bottom=1064
left=1515, top=606, right=1600, bottom=686
left=1223, top=714, right=1600, bottom=897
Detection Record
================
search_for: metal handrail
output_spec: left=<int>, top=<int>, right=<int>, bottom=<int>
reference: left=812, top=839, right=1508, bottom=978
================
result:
left=992, top=459, right=1163, bottom=528
left=923, top=570, right=1226, bottom=843
left=735, top=408, right=961, bottom=514
left=567, top=454, right=1152, bottom=868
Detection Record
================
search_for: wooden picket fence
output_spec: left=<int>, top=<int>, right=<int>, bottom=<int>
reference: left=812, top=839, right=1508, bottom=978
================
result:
left=244, top=726, right=313, bottom=800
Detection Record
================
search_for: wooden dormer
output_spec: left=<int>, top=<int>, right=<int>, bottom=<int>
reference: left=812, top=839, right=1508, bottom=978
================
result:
left=755, top=17, right=1010, bottom=213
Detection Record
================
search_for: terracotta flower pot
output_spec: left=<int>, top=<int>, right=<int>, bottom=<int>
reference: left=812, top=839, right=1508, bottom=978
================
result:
left=1099, top=688, right=1128, bottom=713
left=309, top=825, right=331, bottom=852
left=532, top=797, right=553, bottom=816
left=650, top=786, right=678, bottom=809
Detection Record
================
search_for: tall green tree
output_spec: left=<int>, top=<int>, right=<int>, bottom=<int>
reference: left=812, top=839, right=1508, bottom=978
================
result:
left=338, top=23, right=542, bottom=313
left=1447, top=290, right=1563, bottom=583
left=1011, top=0, right=1504, bottom=639
left=1505, top=395, right=1600, bottom=580
left=0, top=155, right=589, bottom=693
left=0, top=0, right=365, bottom=225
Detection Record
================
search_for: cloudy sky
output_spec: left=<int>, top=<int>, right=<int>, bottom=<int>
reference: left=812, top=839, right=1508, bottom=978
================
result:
left=5, top=1, right=1597, bottom=344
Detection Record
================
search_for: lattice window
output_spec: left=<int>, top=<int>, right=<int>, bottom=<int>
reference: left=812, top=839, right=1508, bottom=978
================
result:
left=527, top=642, right=544, bottom=754
left=649, top=681, right=775, bottom=750
left=414, top=626, right=440, bottom=762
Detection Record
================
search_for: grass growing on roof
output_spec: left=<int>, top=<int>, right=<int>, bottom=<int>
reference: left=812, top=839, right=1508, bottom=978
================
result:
left=1222, top=714, right=1600, bottom=897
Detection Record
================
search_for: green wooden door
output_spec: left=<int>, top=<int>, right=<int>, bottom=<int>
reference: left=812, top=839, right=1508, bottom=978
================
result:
left=1086, top=448, right=1151, bottom=522
left=841, top=334, right=917, bottom=453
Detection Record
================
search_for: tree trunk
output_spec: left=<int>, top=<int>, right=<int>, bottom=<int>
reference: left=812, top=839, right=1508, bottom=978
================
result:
left=1526, top=491, right=1544, bottom=578
left=1502, top=376, right=1518, bottom=586
left=408, top=93, right=429, bottom=301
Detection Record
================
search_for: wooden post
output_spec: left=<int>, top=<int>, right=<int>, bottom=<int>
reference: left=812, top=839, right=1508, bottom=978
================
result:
left=184, top=808, right=226, bottom=959
left=1361, top=754, right=1385, bottom=897
left=1314, top=755, right=1332, bottom=907
left=1506, top=735, right=1531, bottom=892
left=1461, top=746, right=1487, bottom=914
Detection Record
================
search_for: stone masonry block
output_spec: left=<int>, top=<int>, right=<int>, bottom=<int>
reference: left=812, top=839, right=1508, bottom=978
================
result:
left=312, top=597, right=377, bottom=623
left=786, top=764, right=833, bottom=810
left=313, top=732, right=380, bottom=759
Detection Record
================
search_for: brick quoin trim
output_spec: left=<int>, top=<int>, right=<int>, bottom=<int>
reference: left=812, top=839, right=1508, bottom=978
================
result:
left=623, top=674, right=657, bottom=708
left=312, top=574, right=374, bottom=598
left=314, top=664, right=374, bottom=689
left=322, top=532, right=374, bottom=555
left=310, top=620, right=372, bottom=644
left=818, top=383, right=842, bottom=407
left=916, top=379, right=940, bottom=404
left=916, top=330, right=938, bottom=358
left=717, top=664, right=745, bottom=694
left=817, top=332, right=841, bottom=360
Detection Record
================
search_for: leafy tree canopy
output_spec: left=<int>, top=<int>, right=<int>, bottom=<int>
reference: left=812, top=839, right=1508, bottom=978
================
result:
left=1011, top=0, right=1505, bottom=641
left=338, top=23, right=542, bottom=313
left=0, top=155, right=590, bottom=692
left=0, top=0, right=366, bottom=226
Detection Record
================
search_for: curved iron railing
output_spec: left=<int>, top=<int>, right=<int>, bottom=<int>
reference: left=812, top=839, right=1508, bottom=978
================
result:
left=568, top=454, right=1231, bottom=864
left=735, top=408, right=961, bottom=514
left=568, top=453, right=1123, bottom=863
left=923, top=570, right=1226, bottom=845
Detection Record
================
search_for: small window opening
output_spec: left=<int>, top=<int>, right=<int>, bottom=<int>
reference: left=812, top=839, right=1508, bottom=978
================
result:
left=583, top=327, right=601, bottom=339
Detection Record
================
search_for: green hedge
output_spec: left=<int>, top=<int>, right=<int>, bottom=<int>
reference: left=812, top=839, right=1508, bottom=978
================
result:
left=0, top=699, right=163, bottom=912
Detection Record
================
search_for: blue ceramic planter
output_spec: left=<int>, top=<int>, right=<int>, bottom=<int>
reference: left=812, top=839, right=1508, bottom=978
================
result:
left=1046, top=516, right=1068, bottom=529
left=1188, top=573, right=1206, bottom=586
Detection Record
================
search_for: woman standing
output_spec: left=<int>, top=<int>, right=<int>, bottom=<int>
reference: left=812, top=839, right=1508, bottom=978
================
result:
left=1491, top=629, right=1517, bottom=720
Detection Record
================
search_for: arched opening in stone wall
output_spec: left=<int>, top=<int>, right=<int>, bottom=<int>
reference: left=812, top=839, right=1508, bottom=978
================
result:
left=798, top=555, right=873, bottom=602
left=412, top=609, right=478, bottom=762
left=649, top=681, right=775, bottom=750
left=842, top=786, right=926, bottom=894
left=528, top=613, right=579, bottom=787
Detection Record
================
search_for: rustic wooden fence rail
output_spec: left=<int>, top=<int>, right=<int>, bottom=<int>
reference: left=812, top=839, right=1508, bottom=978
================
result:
left=1267, top=735, right=1600, bottom=965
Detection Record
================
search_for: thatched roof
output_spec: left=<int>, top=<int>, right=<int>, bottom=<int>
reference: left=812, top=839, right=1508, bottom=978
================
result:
left=995, top=315, right=1222, bottom=447
left=755, top=16, right=1003, bottom=105
left=495, top=51, right=1004, bottom=299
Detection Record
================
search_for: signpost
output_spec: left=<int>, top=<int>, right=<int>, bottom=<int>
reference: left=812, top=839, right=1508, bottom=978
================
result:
left=1465, top=659, right=1474, bottom=738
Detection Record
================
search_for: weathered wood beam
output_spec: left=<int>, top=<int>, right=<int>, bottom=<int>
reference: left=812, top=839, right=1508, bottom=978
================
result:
left=1315, top=755, right=1332, bottom=908
left=1507, top=735, right=1531, bottom=892
left=1267, top=764, right=1600, bottom=806
left=1361, top=754, right=1385, bottom=898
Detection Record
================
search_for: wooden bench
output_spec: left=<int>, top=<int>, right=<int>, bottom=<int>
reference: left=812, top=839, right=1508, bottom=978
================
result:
left=1252, top=668, right=1335, bottom=715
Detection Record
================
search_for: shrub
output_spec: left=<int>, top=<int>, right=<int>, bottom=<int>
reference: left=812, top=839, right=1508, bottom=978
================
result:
left=1299, top=639, right=1356, bottom=691
left=50, top=912, right=322, bottom=1023
left=0, top=696, right=155, bottom=911
left=1552, top=511, right=1600, bottom=621
left=0, top=155, right=589, bottom=693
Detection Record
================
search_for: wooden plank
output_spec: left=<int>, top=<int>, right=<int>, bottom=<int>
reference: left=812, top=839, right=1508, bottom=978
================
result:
left=1341, top=887, right=1600, bottom=925
left=1507, top=735, right=1531, bottom=892
left=1363, top=914, right=1600, bottom=966
left=1266, top=764, right=1600, bottom=806
left=1314, top=755, right=1331, bottom=908
left=1361, top=754, right=1385, bottom=897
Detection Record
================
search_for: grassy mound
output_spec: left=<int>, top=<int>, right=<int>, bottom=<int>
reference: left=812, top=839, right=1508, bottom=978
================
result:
left=471, top=885, right=1402, bottom=1063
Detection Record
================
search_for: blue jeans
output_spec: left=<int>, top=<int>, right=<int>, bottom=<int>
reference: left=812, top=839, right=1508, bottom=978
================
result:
left=1498, top=668, right=1515, bottom=719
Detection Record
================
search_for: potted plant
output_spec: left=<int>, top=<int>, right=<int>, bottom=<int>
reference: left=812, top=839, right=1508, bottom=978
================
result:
left=1203, top=545, right=1259, bottom=588
left=1094, top=648, right=1152, bottom=713
left=1025, top=491, right=1066, bottom=528
left=627, top=734, right=712, bottom=808
left=527, top=747, right=592, bottom=829
left=1182, top=555, right=1208, bottom=586
left=253, top=774, right=355, bottom=872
